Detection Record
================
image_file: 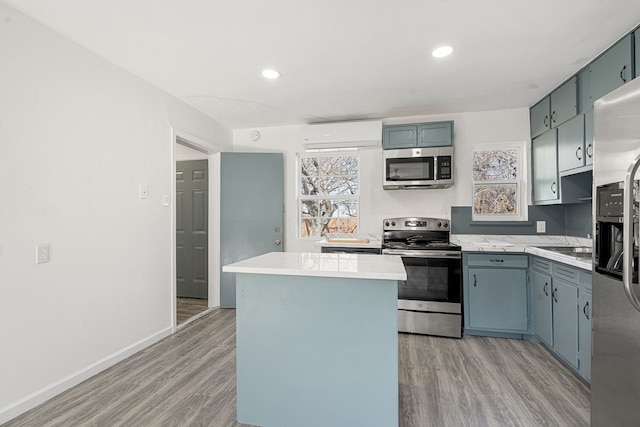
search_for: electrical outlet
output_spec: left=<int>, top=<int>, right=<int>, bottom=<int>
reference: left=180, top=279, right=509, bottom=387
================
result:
left=36, top=244, right=50, bottom=264
left=536, top=221, right=546, bottom=233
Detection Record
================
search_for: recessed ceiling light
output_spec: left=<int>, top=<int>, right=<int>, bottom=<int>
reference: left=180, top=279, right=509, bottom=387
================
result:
left=262, top=69, right=281, bottom=79
left=432, top=46, right=454, bottom=58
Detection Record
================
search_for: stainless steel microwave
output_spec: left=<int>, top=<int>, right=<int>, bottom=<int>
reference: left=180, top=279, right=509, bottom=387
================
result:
left=383, top=146, right=454, bottom=189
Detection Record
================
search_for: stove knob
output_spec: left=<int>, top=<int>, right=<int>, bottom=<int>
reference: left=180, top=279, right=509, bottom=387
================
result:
left=443, top=221, right=449, bottom=228
left=437, top=222, right=442, bottom=228
left=391, top=221, right=396, bottom=227
left=385, top=221, right=390, bottom=227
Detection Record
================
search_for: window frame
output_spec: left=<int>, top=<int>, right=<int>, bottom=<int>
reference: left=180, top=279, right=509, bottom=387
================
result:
left=297, top=151, right=361, bottom=238
left=471, top=142, right=528, bottom=222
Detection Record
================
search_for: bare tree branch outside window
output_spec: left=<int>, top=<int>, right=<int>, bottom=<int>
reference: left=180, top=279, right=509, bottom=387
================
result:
left=472, top=146, right=522, bottom=219
left=299, top=154, right=359, bottom=237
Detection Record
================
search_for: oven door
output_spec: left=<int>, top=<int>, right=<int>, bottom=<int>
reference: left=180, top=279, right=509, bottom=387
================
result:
left=383, top=249, right=461, bottom=312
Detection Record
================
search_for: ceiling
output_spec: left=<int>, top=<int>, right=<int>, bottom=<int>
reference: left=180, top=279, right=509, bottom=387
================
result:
left=6, top=0, right=640, bottom=130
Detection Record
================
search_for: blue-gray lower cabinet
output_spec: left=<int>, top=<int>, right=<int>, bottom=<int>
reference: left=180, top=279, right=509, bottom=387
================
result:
left=530, top=256, right=591, bottom=382
left=463, top=253, right=529, bottom=335
left=531, top=263, right=553, bottom=346
left=552, top=278, right=579, bottom=368
left=579, top=289, right=592, bottom=382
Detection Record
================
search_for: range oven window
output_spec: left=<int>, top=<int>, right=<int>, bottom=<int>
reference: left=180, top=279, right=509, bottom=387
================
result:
left=386, top=157, right=434, bottom=181
left=398, top=256, right=461, bottom=303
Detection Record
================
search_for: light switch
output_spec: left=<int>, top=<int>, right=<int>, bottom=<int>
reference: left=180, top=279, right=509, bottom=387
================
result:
left=162, top=194, right=170, bottom=207
left=536, top=221, right=546, bottom=233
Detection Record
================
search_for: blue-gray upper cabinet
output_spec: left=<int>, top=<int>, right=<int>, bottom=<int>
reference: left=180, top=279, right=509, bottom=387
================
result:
left=417, top=122, right=453, bottom=147
left=557, top=114, right=586, bottom=173
left=550, top=77, right=578, bottom=128
left=579, top=34, right=634, bottom=113
left=584, top=110, right=594, bottom=166
left=530, top=98, right=551, bottom=138
left=530, top=77, right=577, bottom=138
left=382, top=125, right=417, bottom=149
left=532, top=129, right=559, bottom=204
left=382, top=121, right=453, bottom=149
left=636, top=29, right=640, bottom=83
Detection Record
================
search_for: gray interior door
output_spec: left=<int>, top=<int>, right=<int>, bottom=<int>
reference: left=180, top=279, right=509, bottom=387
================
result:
left=176, top=160, right=208, bottom=299
left=220, top=153, right=284, bottom=308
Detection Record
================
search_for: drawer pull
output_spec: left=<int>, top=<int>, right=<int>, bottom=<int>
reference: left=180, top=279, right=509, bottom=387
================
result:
left=490, top=259, right=504, bottom=263
left=583, top=301, right=590, bottom=320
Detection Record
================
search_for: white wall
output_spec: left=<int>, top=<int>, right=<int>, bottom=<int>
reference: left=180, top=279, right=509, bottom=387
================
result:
left=0, top=4, right=232, bottom=422
left=234, top=109, right=530, bottom=252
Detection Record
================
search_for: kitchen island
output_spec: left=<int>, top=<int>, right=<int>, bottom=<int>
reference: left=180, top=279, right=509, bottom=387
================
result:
left=223, top=251, right=406, bottom=427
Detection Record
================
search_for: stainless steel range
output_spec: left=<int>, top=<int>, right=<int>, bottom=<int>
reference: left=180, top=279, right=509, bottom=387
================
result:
left=382, top=217, right=462, bottom=338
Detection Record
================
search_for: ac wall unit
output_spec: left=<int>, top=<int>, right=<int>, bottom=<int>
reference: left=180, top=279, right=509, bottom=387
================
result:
left=302, top=120, right=382, bottom=150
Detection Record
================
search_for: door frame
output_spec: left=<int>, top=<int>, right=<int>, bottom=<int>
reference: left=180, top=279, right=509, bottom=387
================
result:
left=171, top=128, right=221, bottom=332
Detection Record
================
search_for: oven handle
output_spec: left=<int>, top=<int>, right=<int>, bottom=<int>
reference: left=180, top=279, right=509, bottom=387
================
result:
left=382, top=249, right=461, bottom=259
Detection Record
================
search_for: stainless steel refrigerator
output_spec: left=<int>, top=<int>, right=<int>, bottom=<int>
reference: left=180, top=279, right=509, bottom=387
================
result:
left=592, top=75, right=640, bottom=426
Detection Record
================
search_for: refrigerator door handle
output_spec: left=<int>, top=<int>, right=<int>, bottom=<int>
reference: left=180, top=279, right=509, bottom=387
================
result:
left=623, top=152, right=640, bottom=313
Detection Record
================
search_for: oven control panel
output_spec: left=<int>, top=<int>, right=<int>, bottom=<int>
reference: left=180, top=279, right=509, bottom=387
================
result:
left=383, top=217, right=449, bottom=231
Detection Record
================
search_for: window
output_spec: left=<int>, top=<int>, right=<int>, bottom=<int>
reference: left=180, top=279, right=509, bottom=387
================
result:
left=299, top=153, right=359, bottom=237
left=472, top=142, right=527, bottom=221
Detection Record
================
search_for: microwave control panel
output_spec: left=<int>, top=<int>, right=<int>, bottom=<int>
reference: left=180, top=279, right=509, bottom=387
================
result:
left=436, top=156, right=452, bottom=180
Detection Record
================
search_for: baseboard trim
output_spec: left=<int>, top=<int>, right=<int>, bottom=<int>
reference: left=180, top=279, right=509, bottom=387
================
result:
left=0, top=326, right=173, bottom=424
left=176, top=306, right=217, bottom=331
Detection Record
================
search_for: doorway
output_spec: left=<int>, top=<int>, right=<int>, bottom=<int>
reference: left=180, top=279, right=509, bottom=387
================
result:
left=175, top=142, right=210, bottom=326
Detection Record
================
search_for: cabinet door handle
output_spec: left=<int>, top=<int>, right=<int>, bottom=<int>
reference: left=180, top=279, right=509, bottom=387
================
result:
left=583, top=301, right=590, bottom=320
left=620, top=65, right=628, bottom=83
left=544, top=115, right=549, bottom=128
left=543, top=282, right=549, bottom=296
left=586, top=143, right=593, bottom=159
left=551, top=111, right=557, bottom=124
left=551, top=182, right=557, bottom=194
left=473, top=274, right=477, bottom=287
left=552, top=288, right=558, bottom=303
left=576, top=146, right=582, bottom=160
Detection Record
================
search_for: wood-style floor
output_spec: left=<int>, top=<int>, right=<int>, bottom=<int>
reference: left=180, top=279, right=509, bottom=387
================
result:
left=176, top=297, right=209, bottom=325
left=5, top=309, right=590, bottom=427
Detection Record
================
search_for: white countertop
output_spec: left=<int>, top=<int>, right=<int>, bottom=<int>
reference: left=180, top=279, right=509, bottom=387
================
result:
left=223, top=252, right=407, bottom=281
left=452, top=234, right=593, bottom=271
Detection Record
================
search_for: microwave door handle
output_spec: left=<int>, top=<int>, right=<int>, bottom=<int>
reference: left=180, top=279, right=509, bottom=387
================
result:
left=623, top=152, right=640, bottom=313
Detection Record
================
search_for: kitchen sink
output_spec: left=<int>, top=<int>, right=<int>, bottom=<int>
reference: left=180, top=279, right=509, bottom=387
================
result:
left=535, top=246, right=593, bottom=258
